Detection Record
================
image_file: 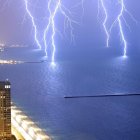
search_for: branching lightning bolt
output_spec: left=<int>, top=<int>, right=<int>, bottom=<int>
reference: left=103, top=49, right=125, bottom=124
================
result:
left=99, top=0, right=109, bottom=47
left=109, top=0, right=137, bottom=57
left=22, top=0, right=78, bottom=64
left=24, top=0, right=42, bottom=49
left=117, top=0, right=127, bottom=57
left=43, top=0, right=61, bottom=65
left=44, top=0, right=77, bottom=66
left=99, top=0, right=137, bottom=57
left=0, top=0, right=137, bottom=60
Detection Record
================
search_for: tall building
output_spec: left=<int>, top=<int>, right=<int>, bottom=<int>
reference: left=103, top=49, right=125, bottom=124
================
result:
left=0, top=80, right=11, bottom=140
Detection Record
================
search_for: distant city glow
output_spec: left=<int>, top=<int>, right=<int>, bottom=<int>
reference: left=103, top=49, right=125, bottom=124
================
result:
left=0, top=60, right=22, bottom=64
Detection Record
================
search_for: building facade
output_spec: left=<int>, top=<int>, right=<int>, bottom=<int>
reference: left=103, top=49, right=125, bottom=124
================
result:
left=0, top=80, right=11, bottom=140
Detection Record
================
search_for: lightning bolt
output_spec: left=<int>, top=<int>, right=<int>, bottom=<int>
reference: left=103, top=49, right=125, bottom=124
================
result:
left=98, top=0, right=137, bottom=57
left=43, top=0, right=61, bottom=65
left=117, top=0, right=127, bottom=57
left=22, top=0, right=78, bottom=64
left=44, top=0, right=77, bottom=66
left=99, top=0, right=109, bottom=47
left=23, top=0, right=42, bottom=50
left=109, top=0, right=137, bottom=57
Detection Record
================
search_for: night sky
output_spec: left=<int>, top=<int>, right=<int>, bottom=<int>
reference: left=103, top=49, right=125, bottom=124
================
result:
left=0, top=0, right=140, bottom=56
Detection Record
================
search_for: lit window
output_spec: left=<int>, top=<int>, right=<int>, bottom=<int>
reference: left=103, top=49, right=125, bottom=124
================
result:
left=5, top=85, right=10, bottom=89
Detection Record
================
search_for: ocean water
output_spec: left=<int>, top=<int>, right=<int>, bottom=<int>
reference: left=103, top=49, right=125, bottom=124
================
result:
left=0, top=48, right=140, bottom=140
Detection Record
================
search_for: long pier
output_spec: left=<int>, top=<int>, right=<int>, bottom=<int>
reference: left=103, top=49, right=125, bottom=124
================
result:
left=64, top=93, right=140, bottom=99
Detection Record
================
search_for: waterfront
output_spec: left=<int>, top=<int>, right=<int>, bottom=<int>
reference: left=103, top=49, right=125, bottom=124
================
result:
left=11, top=105, right=50, bottom=140
left=1, top=48, right=140, bottom=140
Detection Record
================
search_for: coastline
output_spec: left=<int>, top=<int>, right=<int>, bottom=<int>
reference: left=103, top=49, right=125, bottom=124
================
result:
left=11, top=104, right=51, bottom=140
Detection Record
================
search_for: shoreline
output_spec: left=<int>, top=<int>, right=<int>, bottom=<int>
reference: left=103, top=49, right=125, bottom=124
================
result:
left=11, top=104, right=51, bottom=140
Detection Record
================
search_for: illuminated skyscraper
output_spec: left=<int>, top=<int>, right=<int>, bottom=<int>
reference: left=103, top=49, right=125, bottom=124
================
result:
left=0, top=80, right=11, bottom=140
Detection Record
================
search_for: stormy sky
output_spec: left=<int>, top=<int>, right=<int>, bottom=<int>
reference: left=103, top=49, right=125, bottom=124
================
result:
left=0, top=0, right=139, bottom=56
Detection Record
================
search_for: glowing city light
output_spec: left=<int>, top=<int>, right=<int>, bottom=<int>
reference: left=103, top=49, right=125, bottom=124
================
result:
left=11, top=106, right=50, bottom=140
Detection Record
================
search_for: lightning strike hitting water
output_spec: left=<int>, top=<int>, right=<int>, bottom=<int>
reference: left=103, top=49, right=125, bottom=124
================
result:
left=43, top=0, right=61, bottom=65
left=24, top=0, right=42, bottom=49
left=117, top=0, right=127, bottom=57
left=99, top=0, right=109, bottom=47
left=109, top=0, right=137, bottom=57
left=44, top=0, right=77, bottom=65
